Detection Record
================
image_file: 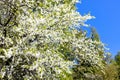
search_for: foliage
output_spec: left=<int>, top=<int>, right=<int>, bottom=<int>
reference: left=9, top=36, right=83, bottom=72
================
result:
left=103, top=61, right=119, bottom=80
left=115, top=51, right=120, bottom=79
left=115, top=51, right=120, bottom=66
left=90, top=27, right=100, bottom=42
left=0, top=0, right=108, bottom=80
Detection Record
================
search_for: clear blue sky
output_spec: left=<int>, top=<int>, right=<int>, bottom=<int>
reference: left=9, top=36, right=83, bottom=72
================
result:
left=76, top=0, right=120, bottom=57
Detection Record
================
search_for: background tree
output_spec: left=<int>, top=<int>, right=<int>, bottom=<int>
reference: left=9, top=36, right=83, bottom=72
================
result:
left=91, top=27, right=100, bottom=42
left=104, top=60, right=119, bottom=80
left=115, top=51, right=120, bottom=79
left=115, top=51, right=120, bottom=66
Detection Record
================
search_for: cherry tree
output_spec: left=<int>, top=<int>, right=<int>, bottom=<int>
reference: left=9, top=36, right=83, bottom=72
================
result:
left=0, top=0, right=106, bottom=79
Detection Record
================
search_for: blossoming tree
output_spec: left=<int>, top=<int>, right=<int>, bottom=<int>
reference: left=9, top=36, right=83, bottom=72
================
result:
left=0, top=0, right=106, bottom=79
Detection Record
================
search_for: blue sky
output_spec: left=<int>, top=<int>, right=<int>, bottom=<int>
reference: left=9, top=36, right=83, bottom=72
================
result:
left=76, top=0, right=120, bottom=57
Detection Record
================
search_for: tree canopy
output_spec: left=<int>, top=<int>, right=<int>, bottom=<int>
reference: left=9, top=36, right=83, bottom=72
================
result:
left=0, top=0, right=110, bottom=80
